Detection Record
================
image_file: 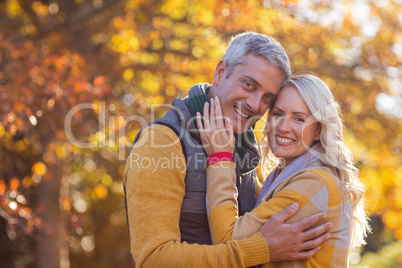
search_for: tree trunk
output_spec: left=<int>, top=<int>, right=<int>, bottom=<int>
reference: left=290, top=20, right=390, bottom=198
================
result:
left=35, top=161, right=62, bottom=268
left=0, top=217, right=13, bottom=268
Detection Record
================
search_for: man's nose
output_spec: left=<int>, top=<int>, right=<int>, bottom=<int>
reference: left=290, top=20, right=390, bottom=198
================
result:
left=245, top=95, right=262, bottom=113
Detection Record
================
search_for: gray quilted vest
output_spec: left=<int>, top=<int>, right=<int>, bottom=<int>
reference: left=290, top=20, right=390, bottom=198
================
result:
left=126, top=92, right=258, bottom=245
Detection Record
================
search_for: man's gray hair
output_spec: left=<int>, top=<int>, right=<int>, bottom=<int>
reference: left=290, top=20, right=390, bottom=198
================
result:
left=222, top=32, right=291, bottom=79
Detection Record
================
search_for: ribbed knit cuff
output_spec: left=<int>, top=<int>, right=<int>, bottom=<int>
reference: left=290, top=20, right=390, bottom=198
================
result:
left=207, top=152, right=234, bottom=167
left=236, top=231, right=270, bottom=267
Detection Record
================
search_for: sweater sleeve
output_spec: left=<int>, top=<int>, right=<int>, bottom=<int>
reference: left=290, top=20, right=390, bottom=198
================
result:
left=123, top=124, right=269, bottom=268
left=206, top=163, right=352, bottom=267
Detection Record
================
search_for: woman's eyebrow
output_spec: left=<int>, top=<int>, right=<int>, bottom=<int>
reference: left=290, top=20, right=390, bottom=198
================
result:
left=272, top=107, right=309, bottom=116
left=293, top=111, right=309, bottom=116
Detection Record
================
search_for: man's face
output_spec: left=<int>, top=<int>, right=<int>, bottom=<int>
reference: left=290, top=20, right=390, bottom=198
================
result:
left=208, top=54, right=284, bottom=134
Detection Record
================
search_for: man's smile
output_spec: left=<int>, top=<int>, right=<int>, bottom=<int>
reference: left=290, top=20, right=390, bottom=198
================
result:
left=234, top=106, right=250, bottom=119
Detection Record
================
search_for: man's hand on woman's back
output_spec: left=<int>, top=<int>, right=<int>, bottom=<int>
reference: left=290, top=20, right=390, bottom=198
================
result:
left=260, top=202, right=333, bottom=262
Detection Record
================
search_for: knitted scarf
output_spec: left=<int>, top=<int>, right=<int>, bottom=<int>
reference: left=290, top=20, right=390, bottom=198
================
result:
left=184, top=83, right=259, bottom=174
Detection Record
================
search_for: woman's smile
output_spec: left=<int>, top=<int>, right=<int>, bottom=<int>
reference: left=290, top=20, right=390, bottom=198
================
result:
left=275, top=135, right=295, bottom=145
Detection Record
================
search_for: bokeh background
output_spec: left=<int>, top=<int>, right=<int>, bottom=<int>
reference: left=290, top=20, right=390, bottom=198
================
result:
left=0, top=0, right=401, bottom=267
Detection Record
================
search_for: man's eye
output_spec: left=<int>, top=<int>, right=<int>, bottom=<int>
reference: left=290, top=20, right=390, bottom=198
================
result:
left=264, top=95, right=273, bottom=103
left=243, top=81, right=253, bottom=89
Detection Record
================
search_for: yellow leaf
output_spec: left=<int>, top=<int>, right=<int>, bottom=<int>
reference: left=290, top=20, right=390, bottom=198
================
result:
left=22, top=176, right=32, bottom=188
left=32, top=1, right=49, bottom=16
left=10, top=178, right=19, bottom=191
left=15, top=140, right=28, bottom=152
left=396, top=227, right=402, bottom=240
left=61, top=197, right=71, bottom=211
left=0, top=179, right=5, bottom=195
left=101, top=174, right=113, bottom=187
left=94, top=184, right=108, bottom=199
left=0, top=123, right=5, bottom=137
left=123, top=68, right=134, bottom=81
left=166, top=86, right=176, bottom=97
left=32, top=162, right=47, bottom=176
left=56, top=145, right=66, bottom=160
left=383, top=211, right=398, bottom=229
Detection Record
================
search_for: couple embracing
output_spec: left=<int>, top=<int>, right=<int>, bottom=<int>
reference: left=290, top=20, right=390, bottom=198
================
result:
left=123, top=32, right=369, bottom=267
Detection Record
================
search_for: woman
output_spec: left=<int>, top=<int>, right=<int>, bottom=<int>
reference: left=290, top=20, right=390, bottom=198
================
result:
left=196, top=74, right=369, bottom=267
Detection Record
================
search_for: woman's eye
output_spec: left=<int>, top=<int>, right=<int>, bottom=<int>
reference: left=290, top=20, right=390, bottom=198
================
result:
left=273, top=113, right=283, bottom=118
left=295, top=117, right=305, bottom=122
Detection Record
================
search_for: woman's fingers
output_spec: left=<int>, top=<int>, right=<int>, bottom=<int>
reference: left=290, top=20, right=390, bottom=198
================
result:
left=197, top=99, right=235, bottom=154
left=197, top=110, right=210, bottom=151
left=210, top=98, right=216, bottom=130
left=203, top=102, right=210, bottom=131
left=196, top=112, right=203, bottom=131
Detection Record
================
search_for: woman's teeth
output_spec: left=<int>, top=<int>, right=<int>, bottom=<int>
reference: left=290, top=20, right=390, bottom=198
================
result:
left=234, top=107, right=249, bottom=119
left=276, top=136, right=294, bottom=143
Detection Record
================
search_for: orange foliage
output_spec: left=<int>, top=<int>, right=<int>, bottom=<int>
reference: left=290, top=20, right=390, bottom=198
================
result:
left=0, top=0, right=401, bottom=266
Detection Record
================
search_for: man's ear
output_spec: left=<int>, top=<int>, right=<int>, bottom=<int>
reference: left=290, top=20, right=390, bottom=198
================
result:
left=213, top=60, right=226, bottom=86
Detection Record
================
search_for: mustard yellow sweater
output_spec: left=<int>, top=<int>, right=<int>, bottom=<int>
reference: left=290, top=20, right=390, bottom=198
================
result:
left=206, top=162, right=353, bottom=267
left=123, top=124, right=270, bottom=267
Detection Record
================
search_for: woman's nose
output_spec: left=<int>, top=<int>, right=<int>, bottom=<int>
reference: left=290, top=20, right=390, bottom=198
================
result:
left=277, top=117, right=291, bottom=133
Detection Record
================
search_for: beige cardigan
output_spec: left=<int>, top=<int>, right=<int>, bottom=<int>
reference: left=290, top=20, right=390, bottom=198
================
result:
left=206, top=162, right=353, bottom=267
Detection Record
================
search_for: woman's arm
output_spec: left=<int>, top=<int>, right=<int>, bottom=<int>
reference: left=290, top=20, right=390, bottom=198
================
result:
left=206, top=165, right=350, bottom=267
left=206, top=164, right=329, bottom=243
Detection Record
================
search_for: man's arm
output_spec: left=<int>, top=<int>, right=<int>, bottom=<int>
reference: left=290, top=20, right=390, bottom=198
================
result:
left=123, top=125, right=269, bottom=267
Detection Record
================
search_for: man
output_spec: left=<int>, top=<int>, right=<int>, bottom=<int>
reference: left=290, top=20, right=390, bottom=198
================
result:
left=123, top=32, right=332, bottom=267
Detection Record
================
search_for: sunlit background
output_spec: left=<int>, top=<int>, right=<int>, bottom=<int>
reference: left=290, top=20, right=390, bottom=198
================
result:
left=0, top=0, right=401, bottom=267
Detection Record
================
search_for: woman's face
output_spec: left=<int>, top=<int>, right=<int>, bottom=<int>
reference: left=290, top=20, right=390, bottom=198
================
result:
left=268, top=85, right=321, bottom=167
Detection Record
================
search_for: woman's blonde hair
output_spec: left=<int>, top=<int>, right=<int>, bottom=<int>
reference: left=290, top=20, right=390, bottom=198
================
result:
left=260, top=73, right=370, bottom=247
